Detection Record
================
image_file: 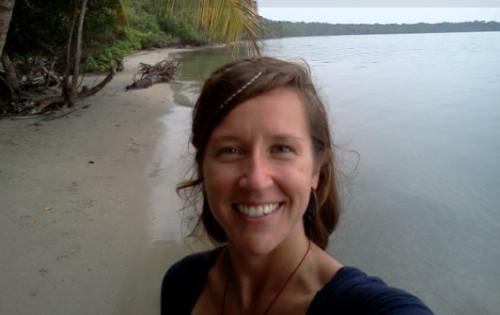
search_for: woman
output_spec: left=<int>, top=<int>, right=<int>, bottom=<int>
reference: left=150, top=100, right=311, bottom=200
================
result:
left=162, top=57, right=433, bottom=314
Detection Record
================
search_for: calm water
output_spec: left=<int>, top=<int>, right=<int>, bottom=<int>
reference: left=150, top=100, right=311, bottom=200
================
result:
left=168, top=32, right=500, bottom=314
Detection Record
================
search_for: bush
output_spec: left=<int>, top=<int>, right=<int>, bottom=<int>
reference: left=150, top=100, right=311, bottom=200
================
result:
left=158, top=15, right=200, bottom=42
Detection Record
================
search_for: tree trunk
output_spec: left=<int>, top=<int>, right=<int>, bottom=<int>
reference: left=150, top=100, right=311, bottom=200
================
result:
left=63, top=1, right=78, bottom=98
left=27, top=66, right=114, bottom=116
left=69, top=0, right=88, bottom=103
left=1, top=52, right=19, bottom=101
left=0, top=0, right=15, bottom=58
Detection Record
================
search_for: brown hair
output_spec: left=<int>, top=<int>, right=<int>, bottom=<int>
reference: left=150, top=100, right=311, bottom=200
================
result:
left=177, top=57, right=340, bottom=249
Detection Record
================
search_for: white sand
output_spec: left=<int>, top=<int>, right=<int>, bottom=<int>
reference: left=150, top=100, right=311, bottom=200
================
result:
left=0, top=48, right=200, bottom=314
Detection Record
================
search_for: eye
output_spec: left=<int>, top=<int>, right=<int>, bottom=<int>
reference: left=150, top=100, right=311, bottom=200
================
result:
left=215, top=146, right=243, bottom=160
left=220, top=147, right=239, bottom=155
left=272, top=145, right=293, bottom=154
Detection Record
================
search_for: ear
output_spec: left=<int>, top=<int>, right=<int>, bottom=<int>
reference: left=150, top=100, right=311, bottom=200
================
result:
left=311, top=164, right=320, bottom=190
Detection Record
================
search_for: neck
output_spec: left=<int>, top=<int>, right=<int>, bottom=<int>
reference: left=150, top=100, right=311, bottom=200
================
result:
left=223, top=237, right=312, bottom=312
left=229, top=234, right=309, bottom=274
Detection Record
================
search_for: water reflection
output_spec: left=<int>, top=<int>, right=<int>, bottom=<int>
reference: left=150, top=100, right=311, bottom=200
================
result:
left=170, top=44, right=255, bottom=107
left=148, top=106, right=191, bottom=243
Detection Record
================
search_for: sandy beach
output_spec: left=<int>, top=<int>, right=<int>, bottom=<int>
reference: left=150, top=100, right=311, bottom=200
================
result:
left=0, top=48, right=197, bottom=314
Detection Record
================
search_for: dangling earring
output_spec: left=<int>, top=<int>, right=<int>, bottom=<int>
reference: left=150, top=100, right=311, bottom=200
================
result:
left=306, top=188, right=317, bottom=221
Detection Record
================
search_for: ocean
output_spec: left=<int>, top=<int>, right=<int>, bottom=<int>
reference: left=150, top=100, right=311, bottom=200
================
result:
left=166, top=31, right=500, bottom=314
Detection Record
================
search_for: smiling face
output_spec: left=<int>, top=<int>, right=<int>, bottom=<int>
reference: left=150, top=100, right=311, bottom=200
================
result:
left=202, top=88, right=320, bottom=255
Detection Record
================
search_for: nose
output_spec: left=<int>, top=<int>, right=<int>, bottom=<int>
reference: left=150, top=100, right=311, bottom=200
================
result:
left=239, top=151, right=272, bottom=192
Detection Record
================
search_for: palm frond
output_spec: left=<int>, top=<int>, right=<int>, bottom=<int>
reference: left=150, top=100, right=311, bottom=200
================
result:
left=114, top=0, right=129, bottom=26
left=162, top=0, right=263, bottom=56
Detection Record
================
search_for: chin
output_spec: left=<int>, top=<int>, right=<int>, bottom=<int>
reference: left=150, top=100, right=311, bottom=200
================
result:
left=230, top=234, right=282, bottom=256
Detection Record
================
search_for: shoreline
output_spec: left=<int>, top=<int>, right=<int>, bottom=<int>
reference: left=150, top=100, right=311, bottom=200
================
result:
left=0, top=48, right=195, bottom=314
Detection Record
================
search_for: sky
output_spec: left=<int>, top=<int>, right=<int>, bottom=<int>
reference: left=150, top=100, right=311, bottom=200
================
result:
left=257, top=1, right=500, bottom=24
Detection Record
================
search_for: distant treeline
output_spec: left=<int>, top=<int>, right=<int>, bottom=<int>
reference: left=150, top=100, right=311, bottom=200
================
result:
left=261, top=19, right=500, bottom=38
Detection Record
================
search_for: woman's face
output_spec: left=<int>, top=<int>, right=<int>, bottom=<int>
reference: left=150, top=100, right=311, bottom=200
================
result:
left=202, top=87, right=319, bottom=255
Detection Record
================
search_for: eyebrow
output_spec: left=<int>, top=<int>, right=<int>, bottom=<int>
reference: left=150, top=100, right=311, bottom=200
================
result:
left=208, top=135, right=240, bottom=144
left=272, top=134, right=305, bottom=142
left=209, top=134, right=305, bottom=143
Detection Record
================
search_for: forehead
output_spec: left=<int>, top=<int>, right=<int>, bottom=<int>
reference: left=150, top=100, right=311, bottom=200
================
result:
left=210, top=87, right=310, bottom=138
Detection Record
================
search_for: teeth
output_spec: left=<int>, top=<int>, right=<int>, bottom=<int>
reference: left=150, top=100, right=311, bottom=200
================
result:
left=236, top=203, right=279, bottom=217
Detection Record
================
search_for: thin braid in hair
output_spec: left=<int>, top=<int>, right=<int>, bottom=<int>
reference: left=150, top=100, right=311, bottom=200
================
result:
left=219, top=70, right=263, bottom=111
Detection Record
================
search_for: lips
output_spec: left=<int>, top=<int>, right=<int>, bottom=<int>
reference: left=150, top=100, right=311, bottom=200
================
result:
left=235, top=203, right=280, bottom=217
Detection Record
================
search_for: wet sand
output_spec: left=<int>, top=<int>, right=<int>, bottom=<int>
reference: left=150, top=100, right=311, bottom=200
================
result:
left=0, top=48, right=199, bottom=314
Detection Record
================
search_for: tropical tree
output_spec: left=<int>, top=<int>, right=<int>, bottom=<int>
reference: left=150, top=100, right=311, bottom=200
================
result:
left=1, top=0, right=122, bottom=115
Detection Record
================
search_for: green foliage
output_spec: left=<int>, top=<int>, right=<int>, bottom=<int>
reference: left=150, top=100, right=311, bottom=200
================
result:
left=3, top=0, right=174, bottom=71
left=126, top=6, right=161, bottom=33
left=84, top=27, right=142, bottom=70
left=151, top=0, right=262, bottom=54
left=5, top=0, right=128, bottom=68
left=137, top=31, right=172, bottom=50
left=5, top=0, right=72, bottom=58
left=262, top=18, right=500, bottom=39
left=4, top=0, right=261, bottom=74
left=158, top=14, right=200, bottom=42
left=125, top=1, right=200, bottom=43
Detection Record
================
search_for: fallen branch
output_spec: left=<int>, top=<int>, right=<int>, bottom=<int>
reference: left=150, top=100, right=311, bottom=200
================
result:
left=125, top=74, right=161, bottom=90
left=28, top=95, right=66, bottom=115
left=39, top=60, right=61, bottom=90
left=24, top=65, right=114, bottom=115
left=78, top=66, right=114, bottom=98
left=126, top=58, right=179, bottom=90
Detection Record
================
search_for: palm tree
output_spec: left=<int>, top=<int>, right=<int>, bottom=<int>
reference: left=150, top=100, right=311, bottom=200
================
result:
left=0, top=0, right=15, bottom=58
left=153, top=0, right=263, bottom=55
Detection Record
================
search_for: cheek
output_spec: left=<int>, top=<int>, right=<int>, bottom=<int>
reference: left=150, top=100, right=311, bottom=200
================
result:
left=202, top=163, right=235, bottom=199
left=279, top=165, right=315, bottom=195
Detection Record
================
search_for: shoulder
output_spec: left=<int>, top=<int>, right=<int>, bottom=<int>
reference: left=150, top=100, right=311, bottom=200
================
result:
left=308, top=266, right=434, bottom=315
left=161, top=248, right=223, bottom=315
left=163, top=248, right=222, bottom=280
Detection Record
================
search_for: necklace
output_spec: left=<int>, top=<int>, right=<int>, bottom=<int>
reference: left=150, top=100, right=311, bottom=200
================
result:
left=220, top=239, right=312, bottom=315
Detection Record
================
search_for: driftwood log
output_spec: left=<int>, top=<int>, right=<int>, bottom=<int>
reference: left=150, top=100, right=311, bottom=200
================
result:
left=126, top=59, right=179, bottom=90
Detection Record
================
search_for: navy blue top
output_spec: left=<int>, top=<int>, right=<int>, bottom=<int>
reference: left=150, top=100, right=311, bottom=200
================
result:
left=161, top=248, right=433, bottom=314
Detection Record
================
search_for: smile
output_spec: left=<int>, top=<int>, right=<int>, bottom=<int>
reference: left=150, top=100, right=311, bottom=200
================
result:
left=235, top=203, right=280, bottom=217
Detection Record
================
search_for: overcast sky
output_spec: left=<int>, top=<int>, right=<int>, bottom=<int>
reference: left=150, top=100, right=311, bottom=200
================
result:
left=257, top=1, right=500, bottom=24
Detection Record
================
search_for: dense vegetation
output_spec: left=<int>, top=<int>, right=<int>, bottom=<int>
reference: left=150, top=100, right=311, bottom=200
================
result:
left=0, top=0, right=260, bottom=117
left=262, top=19, right=500, bottom=38
left=4, top=0, right=202, bottom=72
